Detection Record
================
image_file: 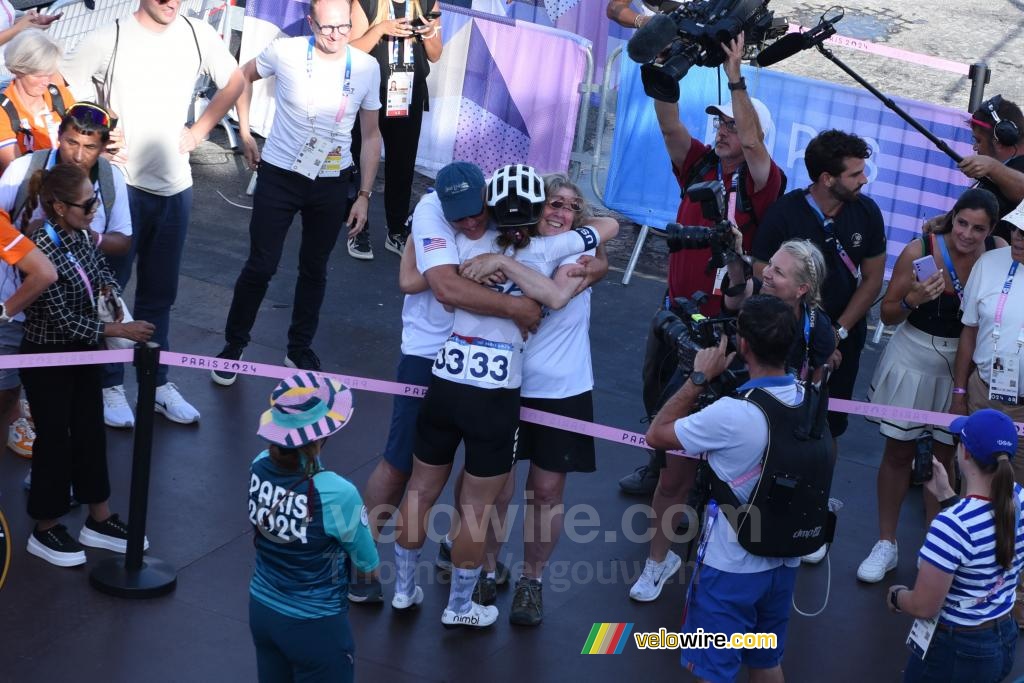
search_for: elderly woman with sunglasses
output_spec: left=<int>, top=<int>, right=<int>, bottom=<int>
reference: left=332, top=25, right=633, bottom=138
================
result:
left=19, top=163, right=153, bottom=568
left=456, top=173, right=612, bottom=625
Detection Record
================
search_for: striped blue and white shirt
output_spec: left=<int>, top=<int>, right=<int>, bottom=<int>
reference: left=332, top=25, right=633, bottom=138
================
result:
left=919, top=484, right=1024, bottom=626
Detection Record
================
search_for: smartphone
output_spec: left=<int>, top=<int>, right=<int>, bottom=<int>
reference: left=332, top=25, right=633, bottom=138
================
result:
left=912, top=255, right=939, bottom=282
left=911, top=435, right=934, bottom=486
left=411, top=10, right=441, bottom=29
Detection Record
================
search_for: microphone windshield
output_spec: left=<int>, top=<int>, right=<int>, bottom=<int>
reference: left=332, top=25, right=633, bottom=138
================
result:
left=626, top=14, right=678, bottom=64
left=755, top=32, right=808, bottom=67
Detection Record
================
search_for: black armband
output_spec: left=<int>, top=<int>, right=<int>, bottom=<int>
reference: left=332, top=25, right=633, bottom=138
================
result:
left=938, top=494, right=960, bottom=510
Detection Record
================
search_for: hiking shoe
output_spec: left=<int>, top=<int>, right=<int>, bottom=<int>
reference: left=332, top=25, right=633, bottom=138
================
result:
left=384, top=232, right=406, bottom=256
left=284, top=348, right=322, bottom=371
left=155, top=383, right=200, bottom=424
left=79, top=513, right=149, bottom=553
left=802, top=543, right=830, bottom=565
left=856, top=540, right=898, bottom=583
left=473, top=575, right=497, bottom=606
left=8, top=416, right=34, bottom=458
left=211, top=344, right=245, bottom=387
left=509, top=577, right=543, bottom=626
left=348, top=575, right=384, bottom=604
left=27, top=524, right=86, bottom=567
left=392, top=585, right=424, bottom=611
left=102, top=385, right=135, bottom=428
left=348, top=231, right=373, bottom=260
left=441, top=601, right=498, bottom=629
left=618, top=464, right=658, bottom=496
left=629, top=549, right=681, bottom=602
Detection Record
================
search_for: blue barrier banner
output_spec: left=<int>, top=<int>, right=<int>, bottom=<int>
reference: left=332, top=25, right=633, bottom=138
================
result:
left=603, top=58, right=977, bottom=275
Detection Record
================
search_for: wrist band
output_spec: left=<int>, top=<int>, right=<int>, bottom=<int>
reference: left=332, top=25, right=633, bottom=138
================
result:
left=900, top=296, right=917, bottom=311
left=634, top=14, right=643, bottom=28
left=939, top=494, right=961, bottom=510
left=890, top=588, right=903, bottom=612
left=952, top=387, right=967, bottom=395
left=727, top=78, right=746, bottom=91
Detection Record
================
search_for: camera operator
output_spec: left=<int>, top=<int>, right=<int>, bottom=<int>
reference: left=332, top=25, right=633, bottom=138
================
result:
left=646, top=295, right=827, bottom=682
left=618, top=32, right=785, bottom=497
left=923, top=96, right=1024, bottom=242
left=751, top=130, right=886, bottom=475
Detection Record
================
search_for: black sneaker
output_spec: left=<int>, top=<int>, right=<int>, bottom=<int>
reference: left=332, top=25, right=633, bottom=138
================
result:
left=348, top=230, right=373, bottom=261
left=618, top=464, right=659, bottom=496
left=384, top=232, right=406, bottom=256
left=284, top=348, right=321, bottom=371
left=473, top=574, right=497, bottom=606
left=27, top=524, right=86, bottom=567
left=348, top=575, right=384, bottom=604
left=509, top=576, right=543, bottom=626
left=211, top=344, right=245, bottom=386
left=78, top=513, right=149, bottom=553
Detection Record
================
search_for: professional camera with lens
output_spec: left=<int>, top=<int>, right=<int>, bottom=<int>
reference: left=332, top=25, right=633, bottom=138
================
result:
left=637, top=0, right=785, bottom=102
left=664, top=180, right=739, bottom=274
left=653, top=294, right=748, bottom=410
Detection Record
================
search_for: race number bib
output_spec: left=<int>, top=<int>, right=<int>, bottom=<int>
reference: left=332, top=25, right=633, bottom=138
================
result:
left=989, top=354, right=1020, bottom=405
left=292, top=135, right=332, bottom=179
left=385, top=70, right=414, bottom=118
left=433, top=335, right=520, bottom=388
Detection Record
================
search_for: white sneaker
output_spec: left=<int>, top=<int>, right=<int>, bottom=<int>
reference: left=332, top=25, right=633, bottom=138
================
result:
left=392, top=585, right=424, bottom=611
left=857, top=540, right=898, bottom=583
left=441, top=601, right=499, bottom=629
left=154, top=383, right=200, bottom=424
left=802, top=543, right=829, bottom=564
left=629, top=549, right=682, bottom=602
left=102, top=385, right=135, bottom=428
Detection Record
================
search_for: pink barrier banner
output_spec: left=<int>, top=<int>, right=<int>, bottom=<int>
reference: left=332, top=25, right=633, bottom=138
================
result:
left=1, top=349, right=1021, bottom=450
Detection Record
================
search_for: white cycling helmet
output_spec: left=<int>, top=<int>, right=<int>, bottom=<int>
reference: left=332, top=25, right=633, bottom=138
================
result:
left=486, top=164, right=546, bottom=228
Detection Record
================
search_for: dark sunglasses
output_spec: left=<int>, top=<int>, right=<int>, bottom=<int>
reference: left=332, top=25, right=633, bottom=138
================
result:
left=65, top=193, right=100, bottom=214
left=547, top=198, right=584, bottom=213
left=65, top=103, right=111, bottom=129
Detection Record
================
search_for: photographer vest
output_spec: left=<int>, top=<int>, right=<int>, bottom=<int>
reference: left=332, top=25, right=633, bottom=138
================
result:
left=683, top=152, right=787, bottom=228
left=707, top=385, right=835, bottom=558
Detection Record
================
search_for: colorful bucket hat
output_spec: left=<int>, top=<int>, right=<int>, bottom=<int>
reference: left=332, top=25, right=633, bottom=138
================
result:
left=257, top=372, right=354, bottom=448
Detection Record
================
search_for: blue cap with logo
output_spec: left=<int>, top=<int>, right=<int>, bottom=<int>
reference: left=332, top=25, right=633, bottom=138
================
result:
left=949, top=408, right=1019, bottom=464
left=435, top=161, right=486, bottom=222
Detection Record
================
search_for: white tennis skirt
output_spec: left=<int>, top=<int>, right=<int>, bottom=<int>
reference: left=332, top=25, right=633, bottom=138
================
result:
left=866, top=322, right=958, bottom=444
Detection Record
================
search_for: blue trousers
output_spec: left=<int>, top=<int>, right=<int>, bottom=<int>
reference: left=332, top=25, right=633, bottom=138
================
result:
left=903, top=615, right=1017, bottom=683
left=249, top=598, right=355, bottom=683
left=104, top=186, right=192, bottom=388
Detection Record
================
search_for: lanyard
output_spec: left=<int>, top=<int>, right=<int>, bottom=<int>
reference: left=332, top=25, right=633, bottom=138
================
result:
left=305, top=39, right=353, bottom=135
left=799, top=304, right=815, bottom=380
left=993, top=260, right=1024, bottom=353
left=717, top=163, right=740, bottom=225
left=935, top=234, right=964, bottom=302
left=44, top=222, right=94, bottom=303
left=386, top=2, right=415, bottom=69
left=804, top=192, right=859, bottom=280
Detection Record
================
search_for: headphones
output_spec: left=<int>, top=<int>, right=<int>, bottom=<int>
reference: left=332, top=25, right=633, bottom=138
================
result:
left=984, top=95, right=1021, bottom=147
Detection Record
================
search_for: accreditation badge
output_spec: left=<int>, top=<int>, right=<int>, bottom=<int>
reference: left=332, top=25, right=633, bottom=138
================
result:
left=385, top=71, right=414, bottom=118
left=989, top=354, right=1020, bottom=405
left=319, top=147, right=344, bottom=178
left=291, top=135, right=332, bottom=179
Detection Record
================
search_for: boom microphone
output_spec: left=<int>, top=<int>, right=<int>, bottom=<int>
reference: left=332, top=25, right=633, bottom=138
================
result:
left=627, top=14, right=679, bottom=64
left=755, top=12, right=842, bottom=67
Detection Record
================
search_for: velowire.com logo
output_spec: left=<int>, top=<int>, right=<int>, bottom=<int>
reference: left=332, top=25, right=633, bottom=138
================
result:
left=581, top=623, right=634, bottom=655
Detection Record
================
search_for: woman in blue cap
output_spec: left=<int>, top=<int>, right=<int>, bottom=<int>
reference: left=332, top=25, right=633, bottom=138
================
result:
left=248, top=372, right=379, bottom=682
left=886, top=408, right=1023, bottom=682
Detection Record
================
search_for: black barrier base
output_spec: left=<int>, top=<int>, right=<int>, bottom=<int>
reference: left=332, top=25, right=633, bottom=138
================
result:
left=89, top=556, right=177, bottom=599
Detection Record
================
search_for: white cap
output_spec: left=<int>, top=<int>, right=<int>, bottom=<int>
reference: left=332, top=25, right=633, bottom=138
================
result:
left=706, top=97, right=774, bottom=141
left=1003, top=199, right=1024, bottom=232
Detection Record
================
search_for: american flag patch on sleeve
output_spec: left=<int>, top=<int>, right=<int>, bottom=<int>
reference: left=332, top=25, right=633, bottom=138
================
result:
left=422, top=237, right=447, bottom=252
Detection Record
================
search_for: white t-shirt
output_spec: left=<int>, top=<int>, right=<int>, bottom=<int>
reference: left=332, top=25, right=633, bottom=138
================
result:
left=0, top=150, right=131, bottom=322
left=961, top=246, right=1024, bottom=390
left=0, top=0, right=15, bottom=65
left=521, top=249, right=595, bottom=399
left=63, top=14, right=239, bottom=196
left=402, top=192, right=455, bottom=359
left=674, top=383, right=805, bottom=573
left=256, top=37, right=381, bottom=172
left=434, top=228, right=600, bottom=390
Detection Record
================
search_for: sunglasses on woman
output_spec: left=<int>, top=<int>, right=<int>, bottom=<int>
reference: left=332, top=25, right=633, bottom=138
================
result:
left=65, top=193, right=100, bottom=214
left=547, top=198, right=584, bottom=213
left=65, top=102, right=112, bottom=129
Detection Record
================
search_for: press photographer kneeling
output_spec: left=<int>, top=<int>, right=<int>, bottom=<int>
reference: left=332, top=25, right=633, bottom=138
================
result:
left=646, top=295, right=836, bottom=682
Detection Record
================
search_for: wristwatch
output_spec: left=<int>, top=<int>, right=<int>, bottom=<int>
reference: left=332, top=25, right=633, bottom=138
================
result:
left=357, top=190, right=373, bottom=200
left=690, top=371, right=707, bottom=387
left=727, top=78, right=746, bottom=91
left=0, top=302, right=10, bottom=324
left=834, top=325, right=849, bottom=341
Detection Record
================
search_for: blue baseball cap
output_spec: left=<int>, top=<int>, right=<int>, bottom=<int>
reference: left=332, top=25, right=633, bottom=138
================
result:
left=950, top=409, right=1019, bottom=464
left=435, top=162, right=485, bottom=222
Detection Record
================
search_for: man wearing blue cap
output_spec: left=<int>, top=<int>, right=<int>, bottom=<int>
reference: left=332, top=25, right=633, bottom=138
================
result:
left=886, top=408, right=1023, bottom=680
left=347, top=161, right=543, bottom=603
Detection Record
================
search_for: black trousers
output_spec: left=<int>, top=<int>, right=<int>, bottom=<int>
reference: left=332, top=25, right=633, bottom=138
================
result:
left=224, top=161, right=352, bottom=353
left=21, top=340, right=110, bottom=520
